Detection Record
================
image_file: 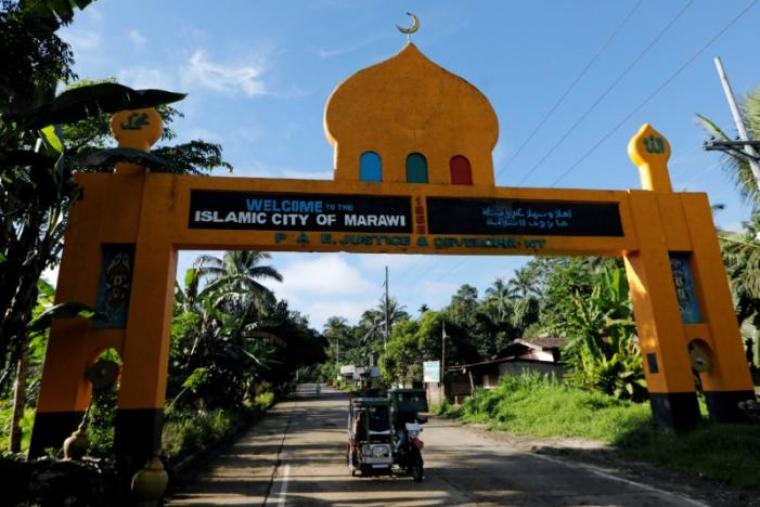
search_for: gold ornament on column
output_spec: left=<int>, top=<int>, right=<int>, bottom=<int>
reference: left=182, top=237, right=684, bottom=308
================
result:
left=110, top=108, right=163, bottom=175
left=628, top=123, right=672, bottom=192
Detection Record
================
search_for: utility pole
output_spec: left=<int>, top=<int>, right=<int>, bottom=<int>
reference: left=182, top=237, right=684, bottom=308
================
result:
left=441, top=322, right=446, bottom=403
left=713, top=56, right=760, bottom=187
left=384, top=266, right=390, bottom=351
left=335, top=333, right=340, bottom=366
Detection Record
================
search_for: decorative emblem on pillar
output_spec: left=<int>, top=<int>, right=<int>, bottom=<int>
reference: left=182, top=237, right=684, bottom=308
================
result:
left=110, top=107, right=163, bottom=174
left=94, top=244, right=135, bottom=328
left=628, top=123, right=672, bottom=192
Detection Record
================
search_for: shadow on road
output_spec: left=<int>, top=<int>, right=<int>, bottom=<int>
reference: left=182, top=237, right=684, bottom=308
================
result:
left=169, top=385, right=715, bottom=507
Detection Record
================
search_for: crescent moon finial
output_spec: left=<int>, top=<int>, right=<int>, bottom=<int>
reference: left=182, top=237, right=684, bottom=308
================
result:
left=396, top=12, right=419, bottom=41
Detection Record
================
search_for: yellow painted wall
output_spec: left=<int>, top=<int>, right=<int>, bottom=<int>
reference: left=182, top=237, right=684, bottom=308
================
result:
left=325, top=43, right=498, bottom=186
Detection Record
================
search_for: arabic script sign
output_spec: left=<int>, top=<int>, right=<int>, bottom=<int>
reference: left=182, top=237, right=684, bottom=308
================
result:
left=189, top=190, right=412, bottom=233
left=426, top=197, right=624, bottom=237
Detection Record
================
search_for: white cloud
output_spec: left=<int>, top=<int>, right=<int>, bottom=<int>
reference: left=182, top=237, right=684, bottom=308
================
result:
left=236, top=161, right=332, bottom=180
left=357, top=253, right=420, bottom=271
left=272, top=255, right=373, bottom=295
left=298, top=299, right=374, bottom=330
left=127, top=29, right=147, bottom=47
left=314, top=35, right=386, bottom=59
left=316, top=46, right=357, bottom=59
left=261, top=254, right=379, bottom=328
left=62, top=29, right=101, bottom=52
left=57, top=5, right=103, bottom=59
left=182, top=50, right=267, bottom=97
left=419, top=280, right=459, bottom=300
left=118, top=66, right=174, bottom=90
left=184, top=127, right=222, bottom=143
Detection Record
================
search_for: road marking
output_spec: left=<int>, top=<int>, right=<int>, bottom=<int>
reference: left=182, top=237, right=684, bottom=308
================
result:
left=276, top=465, right=290, bottom=506
left=531, top=452, right=710, bottom=507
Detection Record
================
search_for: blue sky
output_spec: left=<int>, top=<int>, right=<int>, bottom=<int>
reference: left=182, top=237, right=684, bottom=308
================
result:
left=56, top=0, right=760, bottom=328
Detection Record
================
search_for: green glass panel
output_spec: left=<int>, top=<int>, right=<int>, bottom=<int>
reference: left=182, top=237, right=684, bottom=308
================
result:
left=406, top=153, right=428, bottom=183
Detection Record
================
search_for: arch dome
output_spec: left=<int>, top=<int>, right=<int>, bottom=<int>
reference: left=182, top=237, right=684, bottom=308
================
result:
left=324, top=43, right=499, bottom=186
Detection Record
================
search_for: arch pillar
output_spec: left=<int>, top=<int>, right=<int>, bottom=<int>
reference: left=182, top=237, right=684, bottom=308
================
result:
left=623, top=191, right=700, bottom=430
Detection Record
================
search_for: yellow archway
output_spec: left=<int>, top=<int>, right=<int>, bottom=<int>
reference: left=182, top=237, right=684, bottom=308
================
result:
left=30, top=42, right=753, bottom=483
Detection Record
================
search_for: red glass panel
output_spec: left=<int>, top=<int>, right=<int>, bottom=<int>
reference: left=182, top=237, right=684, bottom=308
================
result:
left=450, top=155, right=472, bottom=185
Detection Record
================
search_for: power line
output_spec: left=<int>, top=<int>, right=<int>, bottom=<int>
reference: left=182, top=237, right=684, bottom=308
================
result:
left=417, top=0, right=695, bottom=281
left=550, top=0, right=758, bottom=187
left=396, top=0, right=756, bottom=305
left=495, top=0, right=643, bottom=182
left=393, top=2, right=645, bottom=285
left=516, top=0, right=695, bottom=186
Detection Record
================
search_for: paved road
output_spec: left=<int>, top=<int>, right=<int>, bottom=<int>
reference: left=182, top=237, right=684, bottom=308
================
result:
left=168, top=385, right=707, bottom=506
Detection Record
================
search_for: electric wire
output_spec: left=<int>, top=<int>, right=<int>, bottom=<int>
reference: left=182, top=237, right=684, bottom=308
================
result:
left=550, top=0, right=758, bottom=187
left=494, top=0, right=643, bottom=183
left=425, top=0, right=758, bottom=288
left=515, top=0, right=695, bottom=186
left=402, top=2, right=645, bottom=287
left=412, top=0, right=692, bottom=290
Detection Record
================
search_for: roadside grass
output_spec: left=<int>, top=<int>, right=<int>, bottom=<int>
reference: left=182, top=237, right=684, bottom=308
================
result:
left=0, top=391, right=275, bottom=461
left=437, top=373, right=760, bottom=491
left=162, top=391, right=274, bottom=463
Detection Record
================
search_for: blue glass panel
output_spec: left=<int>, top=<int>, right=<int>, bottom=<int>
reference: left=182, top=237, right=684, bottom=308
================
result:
left=360, top=151, right=382, bottom=182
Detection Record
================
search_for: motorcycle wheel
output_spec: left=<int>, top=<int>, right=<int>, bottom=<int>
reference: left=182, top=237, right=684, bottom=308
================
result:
left=409, top=450, right=424, bottom=482
left=347, top=448, right=359, bottom=476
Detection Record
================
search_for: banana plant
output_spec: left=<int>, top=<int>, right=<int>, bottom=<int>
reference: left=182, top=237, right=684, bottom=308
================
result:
left=0, top=82, right=186, bottom=392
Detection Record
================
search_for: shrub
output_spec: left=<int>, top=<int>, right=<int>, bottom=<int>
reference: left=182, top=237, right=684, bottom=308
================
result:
left=457, top=372, right=650, bottom=442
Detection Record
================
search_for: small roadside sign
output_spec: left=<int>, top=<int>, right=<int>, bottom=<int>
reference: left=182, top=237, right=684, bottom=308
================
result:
left=423, top=360, right=440, bottom=383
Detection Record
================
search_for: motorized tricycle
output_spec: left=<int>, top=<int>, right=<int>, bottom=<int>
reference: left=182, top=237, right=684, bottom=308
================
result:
left=347, top=388, right=428, bottom=481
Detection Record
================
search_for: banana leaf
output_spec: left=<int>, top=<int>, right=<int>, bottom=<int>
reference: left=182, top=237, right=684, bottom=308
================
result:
left=7, top=83, right=186, bottom=129
left=26, top=302, right=105, bottom=335
left=81, top=147, right=167, bottom=169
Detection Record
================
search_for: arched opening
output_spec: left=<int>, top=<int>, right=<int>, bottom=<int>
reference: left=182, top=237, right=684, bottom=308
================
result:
left=450, top=155, right=473, bottom=185
left=359, top=151, right=382, bottom=182
left=406, top=153, right=428, bottom=183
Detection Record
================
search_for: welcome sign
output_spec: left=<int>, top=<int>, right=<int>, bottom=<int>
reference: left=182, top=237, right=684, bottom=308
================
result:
left=189, top=190, right=412, bottom=233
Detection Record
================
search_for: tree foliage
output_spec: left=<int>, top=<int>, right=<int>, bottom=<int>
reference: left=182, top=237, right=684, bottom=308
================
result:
left=168, top=253, right=325, bottom=411
left=0, top=10, right=232, bottom=392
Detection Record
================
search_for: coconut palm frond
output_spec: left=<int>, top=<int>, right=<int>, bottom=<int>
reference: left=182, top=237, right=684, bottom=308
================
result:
left=745, top=87, right=760, bottom=139
left=696, top=113, right=732, bottom=141
left=697, top=111, right=759, bottom=204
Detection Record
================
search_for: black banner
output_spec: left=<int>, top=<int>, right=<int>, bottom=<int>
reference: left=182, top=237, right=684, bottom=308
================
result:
left=189, top=190, right=412, bottom=233
left=426, top=197, right=623, bottom=237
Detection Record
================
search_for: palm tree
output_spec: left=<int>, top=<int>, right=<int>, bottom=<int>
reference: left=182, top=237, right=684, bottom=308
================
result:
left=485, top=278, right=511, bottom=319
left=699, top=87, right=760, bottom=361
left=507, top=268, right=540, bottom=300
left=697, top=86, right=760, bottom=204
left=175, top=267, right=204, bottom=313
left=324, top=316, right=350, bottom=362
left=195, top=251, right=282, bottom=310
left=377, top=296, right=409, bottom=326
